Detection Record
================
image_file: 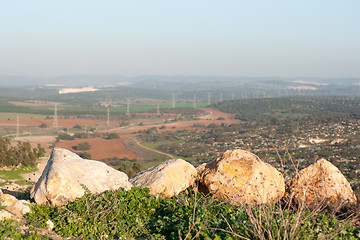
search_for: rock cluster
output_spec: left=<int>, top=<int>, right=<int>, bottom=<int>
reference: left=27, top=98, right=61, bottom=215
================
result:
left=0, top=147, right=357, bottom=222
left=0, top=193, right=31, bottom=220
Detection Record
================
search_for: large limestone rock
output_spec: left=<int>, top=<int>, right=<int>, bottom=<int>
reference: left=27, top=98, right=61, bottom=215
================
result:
left=284, top=159, right=357, bottom=212
left=31, top=147, right=132, bottom=206
left=130, top=159, right=197, bottom=197
left=197, top=149, right=285, bottom=205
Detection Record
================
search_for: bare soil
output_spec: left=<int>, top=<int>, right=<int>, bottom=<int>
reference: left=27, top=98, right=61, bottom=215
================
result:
left=2, top=108, right=241, bottom=192
left=56, top=135, right=138, bottom=160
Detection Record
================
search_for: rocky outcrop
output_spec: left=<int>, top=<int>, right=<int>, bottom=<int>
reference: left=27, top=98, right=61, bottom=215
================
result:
left=0, top=194, right=31, bottom=220
left=197, top=149, right=285, bottom=205
left=30, top=147, right=132, bottom=206
left=130, top=159, right=197, bottom=197
left=284, top=159, right=357, bottom=212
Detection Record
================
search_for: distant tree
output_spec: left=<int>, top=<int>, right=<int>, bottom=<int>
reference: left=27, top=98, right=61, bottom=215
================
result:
left=57, top=133, right=74, bottom=140
left=77, top=152, right=91, bottom=159
left=0, top=137, right=45, bottom=167
left=73, top=142, right=91, bottom=151
left=39, top=123, right=47, bottom=128
left=73, top=133, right=89, bottom=139
left=117, top=161, right=143, bottom=178
left=106, top=133, right=120, bottom=139
left=73, top=124, right=82, bottom=129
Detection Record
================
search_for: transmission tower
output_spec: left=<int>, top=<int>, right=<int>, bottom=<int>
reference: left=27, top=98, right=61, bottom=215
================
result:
left=16, top=115, right=19, bottom=138
left=208, top=92, right=211, bottom=105
left=107, top=107, right=110, bottom=126
left=193, top=95, right=197, bottom=109
left=126, top=98, right=130, bottom=117
left=53, top=103, right=58, bottom=131
left=220, top=92, right=223, bottom=102
left=157, top=104, right=160, bottom=116
left=172, top=94, right=176, bottom=108
left=232, top=92, right=234, bottom=100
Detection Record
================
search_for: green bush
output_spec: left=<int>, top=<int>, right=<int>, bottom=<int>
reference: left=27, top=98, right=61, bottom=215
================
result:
left=57, top=133, right=74, bottom=140
left=24, top=188, right=360, bottom=239
left=106, top=133, right=120, bottom=139
left=73, top=142, right=91, bottom=151
left=77, top=152, right=91, bottom=159
left=0, top=219, right=46, bottom=239
left=0, top=137, right=45, bottom=167
left=73, top=124, right=82, bottom=129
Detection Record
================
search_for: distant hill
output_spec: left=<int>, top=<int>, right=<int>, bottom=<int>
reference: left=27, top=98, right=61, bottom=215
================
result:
left=0, top=75, right=359, bottom=98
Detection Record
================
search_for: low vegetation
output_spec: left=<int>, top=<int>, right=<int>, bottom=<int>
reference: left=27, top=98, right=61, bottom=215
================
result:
left=99, top=157, right=143, bottom=178
left=73, top=142, right=91, bottom=151
left=24, top=187, right=360, bottom=239
left=0, top=137, right=45, bottom=167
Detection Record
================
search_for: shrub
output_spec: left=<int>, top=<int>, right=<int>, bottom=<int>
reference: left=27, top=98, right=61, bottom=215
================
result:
left=24, top=188, right=359, bottom=239
left=117, top=161, right=143, bottom=177
left=106, top=133, right=120, bottom=139
left=73, top=133, right=89, bottom=139
left=77, top=152, right=91, bottom=159
left=39, top=123, right=47, bottom=128
left=73, top=142, right=91, bottom=151
left=73, top=124, right=82, bottom=129
left=0, top=137, right=45, bottom=167
left=57, top=133, right=74, bottom=140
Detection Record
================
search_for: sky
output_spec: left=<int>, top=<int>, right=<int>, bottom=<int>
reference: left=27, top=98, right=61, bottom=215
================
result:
left=0, top=0, right=359, bottom=78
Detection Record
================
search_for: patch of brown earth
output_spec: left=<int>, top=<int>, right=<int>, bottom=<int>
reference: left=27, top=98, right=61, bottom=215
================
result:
left=57, top=136, right=138, bottom=160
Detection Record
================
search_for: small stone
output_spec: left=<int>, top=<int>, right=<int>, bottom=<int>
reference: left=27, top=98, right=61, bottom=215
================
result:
left=0, top=210, right=12, bottom=220
left=46, top=219, right=54, bottom=231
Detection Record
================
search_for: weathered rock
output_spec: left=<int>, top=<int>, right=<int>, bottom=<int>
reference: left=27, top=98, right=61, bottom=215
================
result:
left=0, top=194, right=31, bottom=218
left=31, top=147, right=132, bottom=206
left=284, top=159, right=357, bottom=212
left=6, top=200, right=31, bottom=216
left=130, top=159, right=197, bottom=197
left=0, top=210, right=12, bottom=220
left=197, top=149, right=285, bottom=205
left=1, top=194, right=18, bottom=207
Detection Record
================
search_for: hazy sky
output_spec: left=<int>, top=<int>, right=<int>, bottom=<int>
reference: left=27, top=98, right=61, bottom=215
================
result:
left=1, top=1, right=359, bottom=78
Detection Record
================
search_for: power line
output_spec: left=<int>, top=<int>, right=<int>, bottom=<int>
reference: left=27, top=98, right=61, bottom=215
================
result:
left=193, top=95, right=197, bottom=108
left=107, top=107, right=110, bottom=126
left=172, top=93, right=176, bottom=108
left=126, top=98, right=130, bottom=117
left=16, top=115, right=19, bottom=138
left=53, top=103, right=58, bottom=131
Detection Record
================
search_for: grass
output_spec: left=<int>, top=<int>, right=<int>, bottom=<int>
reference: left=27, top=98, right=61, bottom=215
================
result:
left=141, top=140, right=198, bottom=163
left=0, top=113, right=47, bottom=121
left=24, top=188, right=360, bottom=239
left=124, top=137, right=169, bottom=168
left=0, top=166, right=37, bottom=186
